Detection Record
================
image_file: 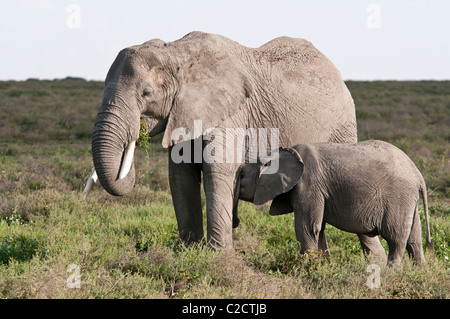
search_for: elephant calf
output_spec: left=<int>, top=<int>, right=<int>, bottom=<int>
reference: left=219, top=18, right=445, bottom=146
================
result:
left=238, top=140, right=433, bottom=266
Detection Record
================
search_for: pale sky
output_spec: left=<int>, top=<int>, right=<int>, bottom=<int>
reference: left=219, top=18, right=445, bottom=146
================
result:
left=1, top=0, right=449, bottom=81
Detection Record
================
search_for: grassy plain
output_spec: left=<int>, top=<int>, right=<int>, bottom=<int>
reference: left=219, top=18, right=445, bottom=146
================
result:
left=0, top=79, right=448, bottom=298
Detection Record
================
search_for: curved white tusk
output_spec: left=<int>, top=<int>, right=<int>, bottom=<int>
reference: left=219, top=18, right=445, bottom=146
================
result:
left=118, top=140, right=136, bottom=180
left=82, top=168, right=98, bottom=200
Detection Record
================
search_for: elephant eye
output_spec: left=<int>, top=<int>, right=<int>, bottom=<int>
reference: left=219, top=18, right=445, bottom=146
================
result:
left=142, top=89, right=151, bottom=97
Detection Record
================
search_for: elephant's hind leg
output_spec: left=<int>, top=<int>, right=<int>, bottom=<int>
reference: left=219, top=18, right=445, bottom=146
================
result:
left=358, top=234, right=387, bottom=264
left=383, top=202, right=416, bottom=266
left=386, top=240, right=408, bottom=267
left=406, top=204, right=426, bottom=264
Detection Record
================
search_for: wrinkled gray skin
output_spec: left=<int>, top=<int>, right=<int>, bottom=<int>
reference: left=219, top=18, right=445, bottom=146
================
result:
left=91, top=31, right=361, bottom=250
left=238, top=140, right=433, bottom=266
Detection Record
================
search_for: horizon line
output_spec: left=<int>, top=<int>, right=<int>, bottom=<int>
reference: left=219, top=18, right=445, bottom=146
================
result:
left=1, top=77, right=450, bottom=82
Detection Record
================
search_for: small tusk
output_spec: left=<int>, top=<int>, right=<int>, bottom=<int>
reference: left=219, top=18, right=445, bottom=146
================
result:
left=118, top=140, right=136, bottom=180
left=82, top=168, right=98, bottom=200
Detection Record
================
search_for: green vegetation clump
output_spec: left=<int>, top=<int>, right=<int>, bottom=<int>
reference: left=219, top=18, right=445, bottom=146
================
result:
left=0, top=235, right=44, bottom=265
left=137, top=120, right=151, bottom=159
left=0, top=80, right=448, bottom=298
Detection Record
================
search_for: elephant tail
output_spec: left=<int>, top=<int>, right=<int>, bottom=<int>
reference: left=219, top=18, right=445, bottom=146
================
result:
left=420, top=180, right=434, bottom=252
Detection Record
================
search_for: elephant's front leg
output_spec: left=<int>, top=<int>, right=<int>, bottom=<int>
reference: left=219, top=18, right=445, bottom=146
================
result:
left=168, top=149, right=204, bottom=245
left=202, top=162, right=239, bottom=250
left=318, top=224, right=331, bottom=257
left=293, top=195, right=325, bottom=254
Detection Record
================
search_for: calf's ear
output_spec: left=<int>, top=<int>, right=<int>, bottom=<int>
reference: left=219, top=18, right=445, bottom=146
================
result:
left=253, top=148, right=304, bottom=206
left=269, top=192, right=294, bottom=215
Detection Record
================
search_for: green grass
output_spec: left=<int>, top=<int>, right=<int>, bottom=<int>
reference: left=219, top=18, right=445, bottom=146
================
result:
left=0, top=79, right=449, bottom=298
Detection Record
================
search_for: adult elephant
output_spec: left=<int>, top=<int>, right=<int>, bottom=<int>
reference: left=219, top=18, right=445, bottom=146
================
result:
left=84, top=31, right=378, bottom=253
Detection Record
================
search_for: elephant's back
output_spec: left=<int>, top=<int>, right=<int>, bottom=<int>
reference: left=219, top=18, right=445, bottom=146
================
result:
left=250, top=37, right=356, bottom=145
left=253, top=37, right=341, bottom=83
left=359, top=140, right=424, bottom=184
left=309, top=140, right=424, bottom=187
left=255, top=37, right=321, bottom=68
left=310, top=140, right=412, bottom=165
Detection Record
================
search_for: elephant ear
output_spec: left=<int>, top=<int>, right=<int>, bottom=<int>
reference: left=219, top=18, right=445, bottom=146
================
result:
left=161, top=45, right=251, bottom=148
left=253, top=148, right=304, bottom=206
left=269, top=192, right=294, bottom=215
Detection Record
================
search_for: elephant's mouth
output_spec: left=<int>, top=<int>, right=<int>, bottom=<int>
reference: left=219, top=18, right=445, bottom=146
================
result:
left=142, top=116, right=168, bottom=136
left=83, top=139, right=136, bottom=200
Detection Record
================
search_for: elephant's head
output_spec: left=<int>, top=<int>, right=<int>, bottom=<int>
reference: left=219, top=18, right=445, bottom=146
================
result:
left=238, top=147, right=304, bottom=214
left=84, top=32, right=251, bottom=198
left=90, top=41, right=175, bottom=196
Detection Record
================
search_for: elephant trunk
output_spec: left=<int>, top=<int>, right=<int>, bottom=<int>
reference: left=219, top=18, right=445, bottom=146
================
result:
left=91, top=102, right=140, bottom=196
